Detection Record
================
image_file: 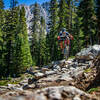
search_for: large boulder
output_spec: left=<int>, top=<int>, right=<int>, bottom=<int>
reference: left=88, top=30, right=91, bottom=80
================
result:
left=76, top=45, right=100, bottom=61
left=34, top=72, right=45, bottom=79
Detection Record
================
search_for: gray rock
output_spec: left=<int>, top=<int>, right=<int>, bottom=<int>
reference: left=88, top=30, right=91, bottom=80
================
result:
left=34, top=93, right=47, bottom=100
left=48, top=88, right=62, bottom=100
left=41, top=67, right=50, bottom=72
left=76, top=45, right=100, bottom=61
left=92, top=45, right=100, bottom=56
left=19, top=79, right=28, bottom=86
left=53, top=65, right=61, bottom=71
left=7, top=84, right=22, bottom=91
left=66, top=59, right=73, bottom=64
left=34, top=72, right=45, bottom=79
left=0, top=86, right=8, bottom=90
left=61, top=68, right=69, bottom=72
left=71, top=70, right=84, bottom=78
left=0, top=97, right=4, bottom=100
left=23, top=84, right=35, bottom=90
left=73, top=95, right=81, bottom=100
left=34, top=86, right=92, bottom=100
left=45, top=71, right=56, bottom=75
left=58, top=73, right=73, bottom=81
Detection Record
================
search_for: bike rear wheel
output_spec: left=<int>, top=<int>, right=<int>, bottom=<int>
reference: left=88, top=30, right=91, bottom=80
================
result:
left=64, top=45, right=69, bottom=60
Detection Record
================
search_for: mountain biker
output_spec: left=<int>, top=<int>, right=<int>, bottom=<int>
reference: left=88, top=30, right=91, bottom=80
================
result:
left=57, top=28, right=73, bottom=53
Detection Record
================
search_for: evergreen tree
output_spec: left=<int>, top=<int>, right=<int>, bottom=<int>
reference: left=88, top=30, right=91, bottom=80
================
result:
left=66, top=0, right=72, bottom=32
left=15, top=7, right=32, bottom=75
left=48, top=0, right=59, bottom=61
left=0, top=0, right=4, bottom=9
left=58, top=0, right=68, bottom=31
left=79, top=0, right=96, bottom=47
left=0, top=0, right=6, bottom=77
left=38, top=17, right=47, bottom=66
left=96, top=0, right=100, bottom=43
left=3, top=0, right=18, bottom=76
left=65, top=0, right=78, bottom=56
left=71, top=8, right=84, bottom=55
left=31, top=3, right=41, bottom=65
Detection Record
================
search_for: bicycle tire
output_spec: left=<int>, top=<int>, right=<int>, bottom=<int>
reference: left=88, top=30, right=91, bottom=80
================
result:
left=64, top=45, right=69, bottom=60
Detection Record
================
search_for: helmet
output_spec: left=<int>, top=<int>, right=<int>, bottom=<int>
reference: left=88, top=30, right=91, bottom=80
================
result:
left=62, top=28, right=66, bottom=32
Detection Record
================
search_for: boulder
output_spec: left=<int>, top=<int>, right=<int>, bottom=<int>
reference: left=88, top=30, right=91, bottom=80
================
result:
left=23, top=84, right=35, bottom=90
left=28, top=78, right=37, bottom=84
left=34, top=72, right=45, bottom=79
left=73, top=95, right=81, bottom=100
left=34, top=93, right=47, bottom=100
left=33, top=86, right=96, bottom=100
left=53, top=64, right=61, bottom=71
left=7, top=84, right=23, bottom=91
left=41, top=68, right=50, bottom=72
left=19, top=79, right=28, bottom=86
left=58, top=73, right=73, bottom=81
left=92, top=45, right=100, bottom=56
left=45, top=71, right=56, bottom=76
left=47, top=88, right=62, bottom=100
left=76, top=45, right=100, bottom=61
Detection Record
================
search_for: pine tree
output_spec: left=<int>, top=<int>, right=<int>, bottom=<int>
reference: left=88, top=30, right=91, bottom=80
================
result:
left=0, top=0, right=4, bottom=9
left=0, top=0, right=6, bottom=77
left=37, top=17, right=47, bottom=66
left=65, top=0, right=78, bottom=56
left=58, top=0, right=68, bottom=31
left=31, top=3, right=41, bottom=65
left=48, top=0, right=59, bottom=61
left=79, top=0, right=96, bottom=47
left=3, top=0, right=19, bottom=76
left=15, top=7, right=32, bottom=75
left=96, top=0, right=100, bottom=43
left=71, top=7, right=84, bottom=55
left=66, top=0, right=72, bottom=32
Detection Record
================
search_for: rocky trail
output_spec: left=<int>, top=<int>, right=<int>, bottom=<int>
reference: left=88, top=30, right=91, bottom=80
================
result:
left=0, top=45, right=100, bottom=100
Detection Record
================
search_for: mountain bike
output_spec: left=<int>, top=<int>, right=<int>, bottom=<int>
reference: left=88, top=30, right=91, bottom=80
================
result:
left=58, top=36, right=70, bottom=60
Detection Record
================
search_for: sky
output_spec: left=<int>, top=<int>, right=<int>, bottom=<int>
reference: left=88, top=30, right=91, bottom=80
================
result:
left=4, top=0, right=50, bottom=9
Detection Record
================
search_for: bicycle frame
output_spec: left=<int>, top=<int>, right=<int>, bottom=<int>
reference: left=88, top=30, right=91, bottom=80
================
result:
left=58, top=37, right=70, bottom=60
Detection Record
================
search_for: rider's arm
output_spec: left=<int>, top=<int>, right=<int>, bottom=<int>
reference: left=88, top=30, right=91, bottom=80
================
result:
left=68, top=33, right=74, bottom=40
left=59, top=31, right=62, bottom=36
left=66, top=32, right=69, bottom=37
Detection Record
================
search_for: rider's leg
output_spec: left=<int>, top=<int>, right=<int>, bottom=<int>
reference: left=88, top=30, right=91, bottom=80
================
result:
left=67, top=39, right=70, bottom=45
left=60, top=41, right=63, bottom=50
left=64, top=40, right=67, bottom=48
left=66, top=37, right=70, bottom=45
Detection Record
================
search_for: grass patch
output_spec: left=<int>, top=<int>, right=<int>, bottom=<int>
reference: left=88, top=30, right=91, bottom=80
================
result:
left=87, top=88, right=99, bottom=93
left=84, top=68, right=92, bottom=73
left=68, top=56, right=75, bottom=59
left=0, top=80, right=9, bottom=86
left=0, top=79, right=20, bottom=86
left=0, top=73, right=34, bottom=86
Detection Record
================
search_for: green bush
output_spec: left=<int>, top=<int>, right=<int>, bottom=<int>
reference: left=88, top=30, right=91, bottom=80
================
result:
left=87, top=88, right=99, bottom=93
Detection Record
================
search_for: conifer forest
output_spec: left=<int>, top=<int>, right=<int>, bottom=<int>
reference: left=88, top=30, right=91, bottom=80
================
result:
left=0, top=0, right=100, bottom=78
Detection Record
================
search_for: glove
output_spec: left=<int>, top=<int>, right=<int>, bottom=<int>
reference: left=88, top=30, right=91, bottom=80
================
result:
left=57, top=36, right=60, bottom=40
left=69, top=34, right=74, bottom=40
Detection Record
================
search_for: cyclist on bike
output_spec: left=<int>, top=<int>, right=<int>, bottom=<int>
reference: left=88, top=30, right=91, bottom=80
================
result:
left=57, top=28, right=73, bottom=53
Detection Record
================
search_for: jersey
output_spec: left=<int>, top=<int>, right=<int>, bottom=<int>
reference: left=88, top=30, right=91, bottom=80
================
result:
left=58, top=31, right=69, bottom=41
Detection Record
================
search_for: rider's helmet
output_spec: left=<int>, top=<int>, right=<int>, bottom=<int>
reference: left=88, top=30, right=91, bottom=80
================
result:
left=62, top=28, right=66, bottom=34
left=62, top=28, right=66, bottom=32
